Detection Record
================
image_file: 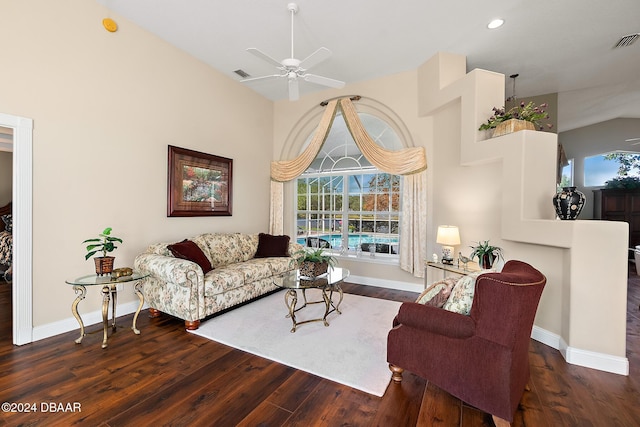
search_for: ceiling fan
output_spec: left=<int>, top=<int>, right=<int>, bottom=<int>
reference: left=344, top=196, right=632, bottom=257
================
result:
left=627, top=137, right=640, bottom=146
left=241, top=2, right=345, bottom=101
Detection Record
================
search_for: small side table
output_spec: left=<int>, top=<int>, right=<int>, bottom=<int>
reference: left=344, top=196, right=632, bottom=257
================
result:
left=424, top=261, right=481, bottom=288
left=65, top=271, right=149, bottom=349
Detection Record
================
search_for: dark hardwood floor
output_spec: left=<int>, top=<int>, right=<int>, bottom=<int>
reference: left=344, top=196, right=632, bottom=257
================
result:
left=0, top=272, right=638, bottom=426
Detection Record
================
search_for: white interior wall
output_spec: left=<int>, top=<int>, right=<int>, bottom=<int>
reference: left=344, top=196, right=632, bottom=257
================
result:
left=418, top=52, right=628, bottom=375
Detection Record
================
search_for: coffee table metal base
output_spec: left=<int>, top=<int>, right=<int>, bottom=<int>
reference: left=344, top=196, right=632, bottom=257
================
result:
left=283, top=285, right=343, bottom=333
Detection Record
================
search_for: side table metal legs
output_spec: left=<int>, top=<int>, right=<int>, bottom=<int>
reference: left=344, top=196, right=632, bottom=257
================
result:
left=70, top=280, right=145, bottom=348
left=71, top=285, right=87, bottom=344
left=132, top=281, right=144, bottom=335
left=101, top=285, right=114, bottom=349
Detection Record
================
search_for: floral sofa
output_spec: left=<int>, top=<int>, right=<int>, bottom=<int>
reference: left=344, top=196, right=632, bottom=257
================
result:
left=134, top=233, right=303, bottom=330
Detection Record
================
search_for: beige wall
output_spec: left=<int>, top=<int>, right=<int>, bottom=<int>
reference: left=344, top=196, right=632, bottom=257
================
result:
left=0, top=0, right=273, bottom=326
left=0, top=151, right=11, bottom=205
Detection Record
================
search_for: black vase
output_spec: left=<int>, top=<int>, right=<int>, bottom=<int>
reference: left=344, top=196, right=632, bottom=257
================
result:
left=553, top=187, right=586, bottom=220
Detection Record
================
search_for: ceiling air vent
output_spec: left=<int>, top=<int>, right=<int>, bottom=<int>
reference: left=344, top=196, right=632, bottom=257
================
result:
left=233, top=69, right=251, bottom=78
left=613, top=33, right=639, bottom=48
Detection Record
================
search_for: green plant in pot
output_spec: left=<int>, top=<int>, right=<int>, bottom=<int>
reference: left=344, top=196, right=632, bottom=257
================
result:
left=469, top=240, right=503, bottom=269
left=294, top=247, right=337, bottom=278
left=83, top=227, right=123, bottom=276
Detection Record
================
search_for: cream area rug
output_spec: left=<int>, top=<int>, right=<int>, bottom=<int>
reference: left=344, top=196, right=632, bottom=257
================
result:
left=189, top=291, right=402, bottom=397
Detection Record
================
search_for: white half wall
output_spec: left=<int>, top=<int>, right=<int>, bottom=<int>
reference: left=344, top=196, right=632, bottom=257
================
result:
left=418, top=52, right=629, bottom=375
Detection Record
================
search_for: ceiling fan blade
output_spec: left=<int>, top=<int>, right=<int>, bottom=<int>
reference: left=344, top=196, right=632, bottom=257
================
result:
left=299, top=47, right=332, bottom=71
left=288, top=78, right=300, bottom=101
left=246, top=48, right=283, bottom=68
left=303, top=73, right=345, bottom=89
left=240, top=74, right=282, bottom=83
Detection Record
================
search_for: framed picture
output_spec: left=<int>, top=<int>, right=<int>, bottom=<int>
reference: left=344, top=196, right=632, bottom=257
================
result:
left=167, top=145, right=232, bottom=217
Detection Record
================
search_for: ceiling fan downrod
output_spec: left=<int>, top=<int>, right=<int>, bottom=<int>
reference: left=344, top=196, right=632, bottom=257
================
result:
left=288, top=3, right=298, bottom=60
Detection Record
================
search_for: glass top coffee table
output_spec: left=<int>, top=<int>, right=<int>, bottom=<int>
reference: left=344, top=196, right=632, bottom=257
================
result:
left=274, top=267, right=350, bottom=333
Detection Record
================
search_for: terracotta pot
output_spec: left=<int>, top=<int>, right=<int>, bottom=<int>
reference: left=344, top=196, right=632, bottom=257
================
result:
left=94, top=256, right=115, bottom=276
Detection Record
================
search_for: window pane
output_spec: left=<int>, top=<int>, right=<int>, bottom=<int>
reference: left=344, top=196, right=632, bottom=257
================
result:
left=294, top=112, right=404, bottom=258
left=348, top=194, right=361, bottom=211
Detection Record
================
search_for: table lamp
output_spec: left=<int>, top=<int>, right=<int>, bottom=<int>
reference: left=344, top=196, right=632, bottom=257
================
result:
left=436, top=225, right=460, bottom=265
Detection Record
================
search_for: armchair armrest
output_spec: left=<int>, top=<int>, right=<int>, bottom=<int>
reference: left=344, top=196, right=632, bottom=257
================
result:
left=134, top=253, right=204, bottom=288
left=395, top=302, right=476, bottom=339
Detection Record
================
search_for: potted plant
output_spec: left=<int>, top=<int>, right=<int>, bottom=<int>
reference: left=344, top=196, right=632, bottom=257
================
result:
left=83, top=227, right=123, bottom=275
left=294, top=247, right=337, bottom=278
left=478, top=101, right=553, bottom=137
left=469, top=240, right=503, bottom=269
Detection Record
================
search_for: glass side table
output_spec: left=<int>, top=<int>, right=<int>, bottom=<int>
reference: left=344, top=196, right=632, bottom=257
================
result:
left=424, top=261, right=481, bottom=288
left=65, top=271, right=149, bottom=349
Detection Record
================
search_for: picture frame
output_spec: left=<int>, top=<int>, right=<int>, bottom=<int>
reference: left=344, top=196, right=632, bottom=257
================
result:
left=167, top=145, right=232, bottom=217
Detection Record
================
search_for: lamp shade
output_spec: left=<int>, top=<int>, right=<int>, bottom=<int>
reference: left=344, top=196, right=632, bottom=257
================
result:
left=436, top=225, right=461, bottom=246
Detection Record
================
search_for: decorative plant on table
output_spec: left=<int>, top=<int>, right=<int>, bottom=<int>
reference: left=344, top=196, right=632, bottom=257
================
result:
left=469, top=240, right=503, bottom=270
left=294, top=247, right=337, bottom=278
left=83, top=227, right=123, bottom=276
left=478, top=101, right=553, bottom=132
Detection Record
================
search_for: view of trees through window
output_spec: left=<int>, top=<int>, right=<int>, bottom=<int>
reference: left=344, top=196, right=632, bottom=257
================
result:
left=296, top=172, right=401, bottom=255
left=584, top=152, right=640, bottom=187
left=559, top=159, right=573, bottom=188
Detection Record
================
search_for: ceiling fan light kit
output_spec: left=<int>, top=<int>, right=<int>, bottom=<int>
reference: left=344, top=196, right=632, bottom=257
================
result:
left=240, top=2, right=345, bottom=101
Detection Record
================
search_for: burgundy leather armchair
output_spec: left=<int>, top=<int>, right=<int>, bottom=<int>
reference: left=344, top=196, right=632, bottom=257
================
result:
left=387, top=260, right=546, bottom=425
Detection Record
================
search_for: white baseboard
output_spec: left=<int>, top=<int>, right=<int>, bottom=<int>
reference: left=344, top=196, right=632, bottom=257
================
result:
left=32, top=300, right=148, bottom=342
left=531, top=325, right=629, bottom=376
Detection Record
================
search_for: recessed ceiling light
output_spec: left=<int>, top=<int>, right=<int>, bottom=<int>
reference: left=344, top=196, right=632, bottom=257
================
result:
left=487, top=19, right=504, bottom=29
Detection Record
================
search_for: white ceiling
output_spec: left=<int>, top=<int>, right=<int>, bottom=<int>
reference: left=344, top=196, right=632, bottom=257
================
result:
left=96, top=0, right=640, bottom=132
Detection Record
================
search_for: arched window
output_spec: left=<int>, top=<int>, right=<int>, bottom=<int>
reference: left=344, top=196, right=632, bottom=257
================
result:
left=295, top=112, right=403, bottom=258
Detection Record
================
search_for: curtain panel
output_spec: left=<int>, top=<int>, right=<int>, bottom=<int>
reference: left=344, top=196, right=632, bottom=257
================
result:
left=270, top=97, right=427, bottom=277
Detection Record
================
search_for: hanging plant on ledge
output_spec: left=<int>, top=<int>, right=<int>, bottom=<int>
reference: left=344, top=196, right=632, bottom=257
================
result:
left=479, top=101, right=553, bottom=137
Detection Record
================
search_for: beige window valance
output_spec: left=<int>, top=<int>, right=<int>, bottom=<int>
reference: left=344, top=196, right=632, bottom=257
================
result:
left=270, top=97, right=427, bottom=182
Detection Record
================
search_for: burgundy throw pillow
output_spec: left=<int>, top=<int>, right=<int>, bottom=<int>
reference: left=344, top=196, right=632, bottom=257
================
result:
left=167, top=239, right=213, bottom=274
left=255, top=233, right=290, bottom=258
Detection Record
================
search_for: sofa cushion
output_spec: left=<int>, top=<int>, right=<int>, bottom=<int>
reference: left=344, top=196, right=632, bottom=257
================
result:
left=442, top=272, right=482, bottom=315
left=204, top=259, right=273, bottom=296
left=416, top=277, right=457, bottom=308
left=263, top=256, right=298, bottom=275
left=204, top=267, right=246, bottom=296
left=202, top=233, right=258, bottom=267
left=255, top=233, right=291, bottom=258
left=167, top=239, right=213, bottom=274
